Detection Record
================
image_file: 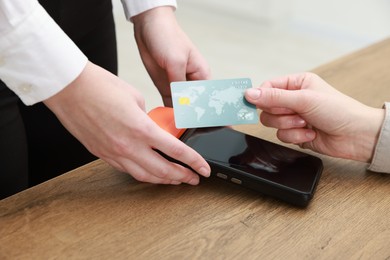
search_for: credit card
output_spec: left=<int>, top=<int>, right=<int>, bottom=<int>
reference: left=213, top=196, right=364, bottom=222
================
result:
left=171, top=78, right=259, bottom=128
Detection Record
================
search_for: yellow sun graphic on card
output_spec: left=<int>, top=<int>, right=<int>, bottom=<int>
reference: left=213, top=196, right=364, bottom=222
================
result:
left=178, top=97, right=191, bottom=105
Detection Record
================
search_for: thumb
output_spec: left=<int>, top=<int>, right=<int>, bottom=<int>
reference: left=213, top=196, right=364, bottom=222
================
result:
left=245, top=87, right=304, bottom=112
left=166, top=61, right=187, bottom=83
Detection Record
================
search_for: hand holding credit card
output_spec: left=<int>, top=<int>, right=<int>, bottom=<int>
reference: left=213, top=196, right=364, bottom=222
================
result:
left=171, top=78, right=259, bottom=128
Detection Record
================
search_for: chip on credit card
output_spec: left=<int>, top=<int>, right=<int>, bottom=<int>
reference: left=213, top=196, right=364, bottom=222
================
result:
left=171, top=78, right=259, bottom=129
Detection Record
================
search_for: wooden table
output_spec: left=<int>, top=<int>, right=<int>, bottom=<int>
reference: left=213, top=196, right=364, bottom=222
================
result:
left=1, top=39, right=390, bottom=259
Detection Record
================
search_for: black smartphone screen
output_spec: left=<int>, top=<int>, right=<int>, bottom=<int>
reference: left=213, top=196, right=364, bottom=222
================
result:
left=180, top=127, right=323, bottom=206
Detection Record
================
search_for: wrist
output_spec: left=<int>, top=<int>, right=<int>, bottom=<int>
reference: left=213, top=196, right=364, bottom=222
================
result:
left=132, top=6, right=175, bottom=26
left=43, top=62, right=93, bottom=114
left=353, top=107, right=385, bottom=163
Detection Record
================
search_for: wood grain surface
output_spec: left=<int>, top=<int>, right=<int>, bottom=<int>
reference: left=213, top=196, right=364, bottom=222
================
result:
left=1, top=39, right=390, bottom=260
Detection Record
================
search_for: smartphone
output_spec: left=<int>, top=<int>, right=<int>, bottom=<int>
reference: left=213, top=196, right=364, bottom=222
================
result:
left=178, top=127, right=323, bottom=207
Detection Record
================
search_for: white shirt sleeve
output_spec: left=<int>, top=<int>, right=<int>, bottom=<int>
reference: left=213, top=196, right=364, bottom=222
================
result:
left=120, top=0, right=177, bottom=21
left=0, top=0, right=87, bottom=105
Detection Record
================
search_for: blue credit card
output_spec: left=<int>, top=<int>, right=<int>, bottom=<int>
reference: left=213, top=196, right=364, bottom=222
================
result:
left=171, top=78, right=259, bottom=129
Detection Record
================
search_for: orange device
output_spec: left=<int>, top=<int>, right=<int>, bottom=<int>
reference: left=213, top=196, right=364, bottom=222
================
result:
left=147, top=107, right=186, bottom=139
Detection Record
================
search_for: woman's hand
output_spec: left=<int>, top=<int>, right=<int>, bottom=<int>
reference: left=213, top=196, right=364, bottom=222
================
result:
left=245, top=72, right=385, bottom=162
left=132, top=6, right=210, bottom=107
left=44, top=62, right=210, bottom=185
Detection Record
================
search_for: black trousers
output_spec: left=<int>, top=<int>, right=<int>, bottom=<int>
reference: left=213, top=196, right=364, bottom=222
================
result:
left=0, top=0, right=118, bottom=199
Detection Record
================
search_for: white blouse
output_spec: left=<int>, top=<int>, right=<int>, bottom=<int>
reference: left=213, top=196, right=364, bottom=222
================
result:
left=0, top=0, right=176, bottom=105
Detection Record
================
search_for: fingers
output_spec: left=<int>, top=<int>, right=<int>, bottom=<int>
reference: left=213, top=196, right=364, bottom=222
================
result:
left=166, top=56, right=187, bottom=82
left=115, top=157, right=187, bottom=185
left=107, top=146, right=202, bottom=185
left=245, top=72, right=326, bottom=113
left=276, top=128, right=316, bottom=145
left=117, top=119, right=210, bottom=185
left=260, top=72, right=314, bottom=90
left=150, top=127, right=211, bottom=178
left=260, top=112, right=307, bottom=129
left=165, top=53, right=210, bottom=83
left=185, top=51, right=211, bottom=81
left=245, top=87, right=305, bottom=113
left=260, top=111, right=316, bottom=145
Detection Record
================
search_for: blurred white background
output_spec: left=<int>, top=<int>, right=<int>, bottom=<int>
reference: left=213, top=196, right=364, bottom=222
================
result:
left=112, top=0, right=390, bottom=111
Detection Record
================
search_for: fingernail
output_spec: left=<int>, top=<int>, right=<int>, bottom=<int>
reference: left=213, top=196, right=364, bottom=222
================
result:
left=294, top=118, right=306, bottom=126
left=305, top=131, right=316, bottom=140
left=198, top=166, right=210, bottom=177
left=188, top=178, right=199, bottom=185
left=246, top=88, right=261, bottom=99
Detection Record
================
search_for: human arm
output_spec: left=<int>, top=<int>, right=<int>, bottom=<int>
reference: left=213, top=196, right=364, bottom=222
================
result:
left=0, top=0, right=86, bottom=105
left=130, top=4, right=210, bottom=107
left=0, top=0, right=211, bottom=184
left=44, top=62, right=211, bottom=184
left=244, top=72, right=390, bottom=173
